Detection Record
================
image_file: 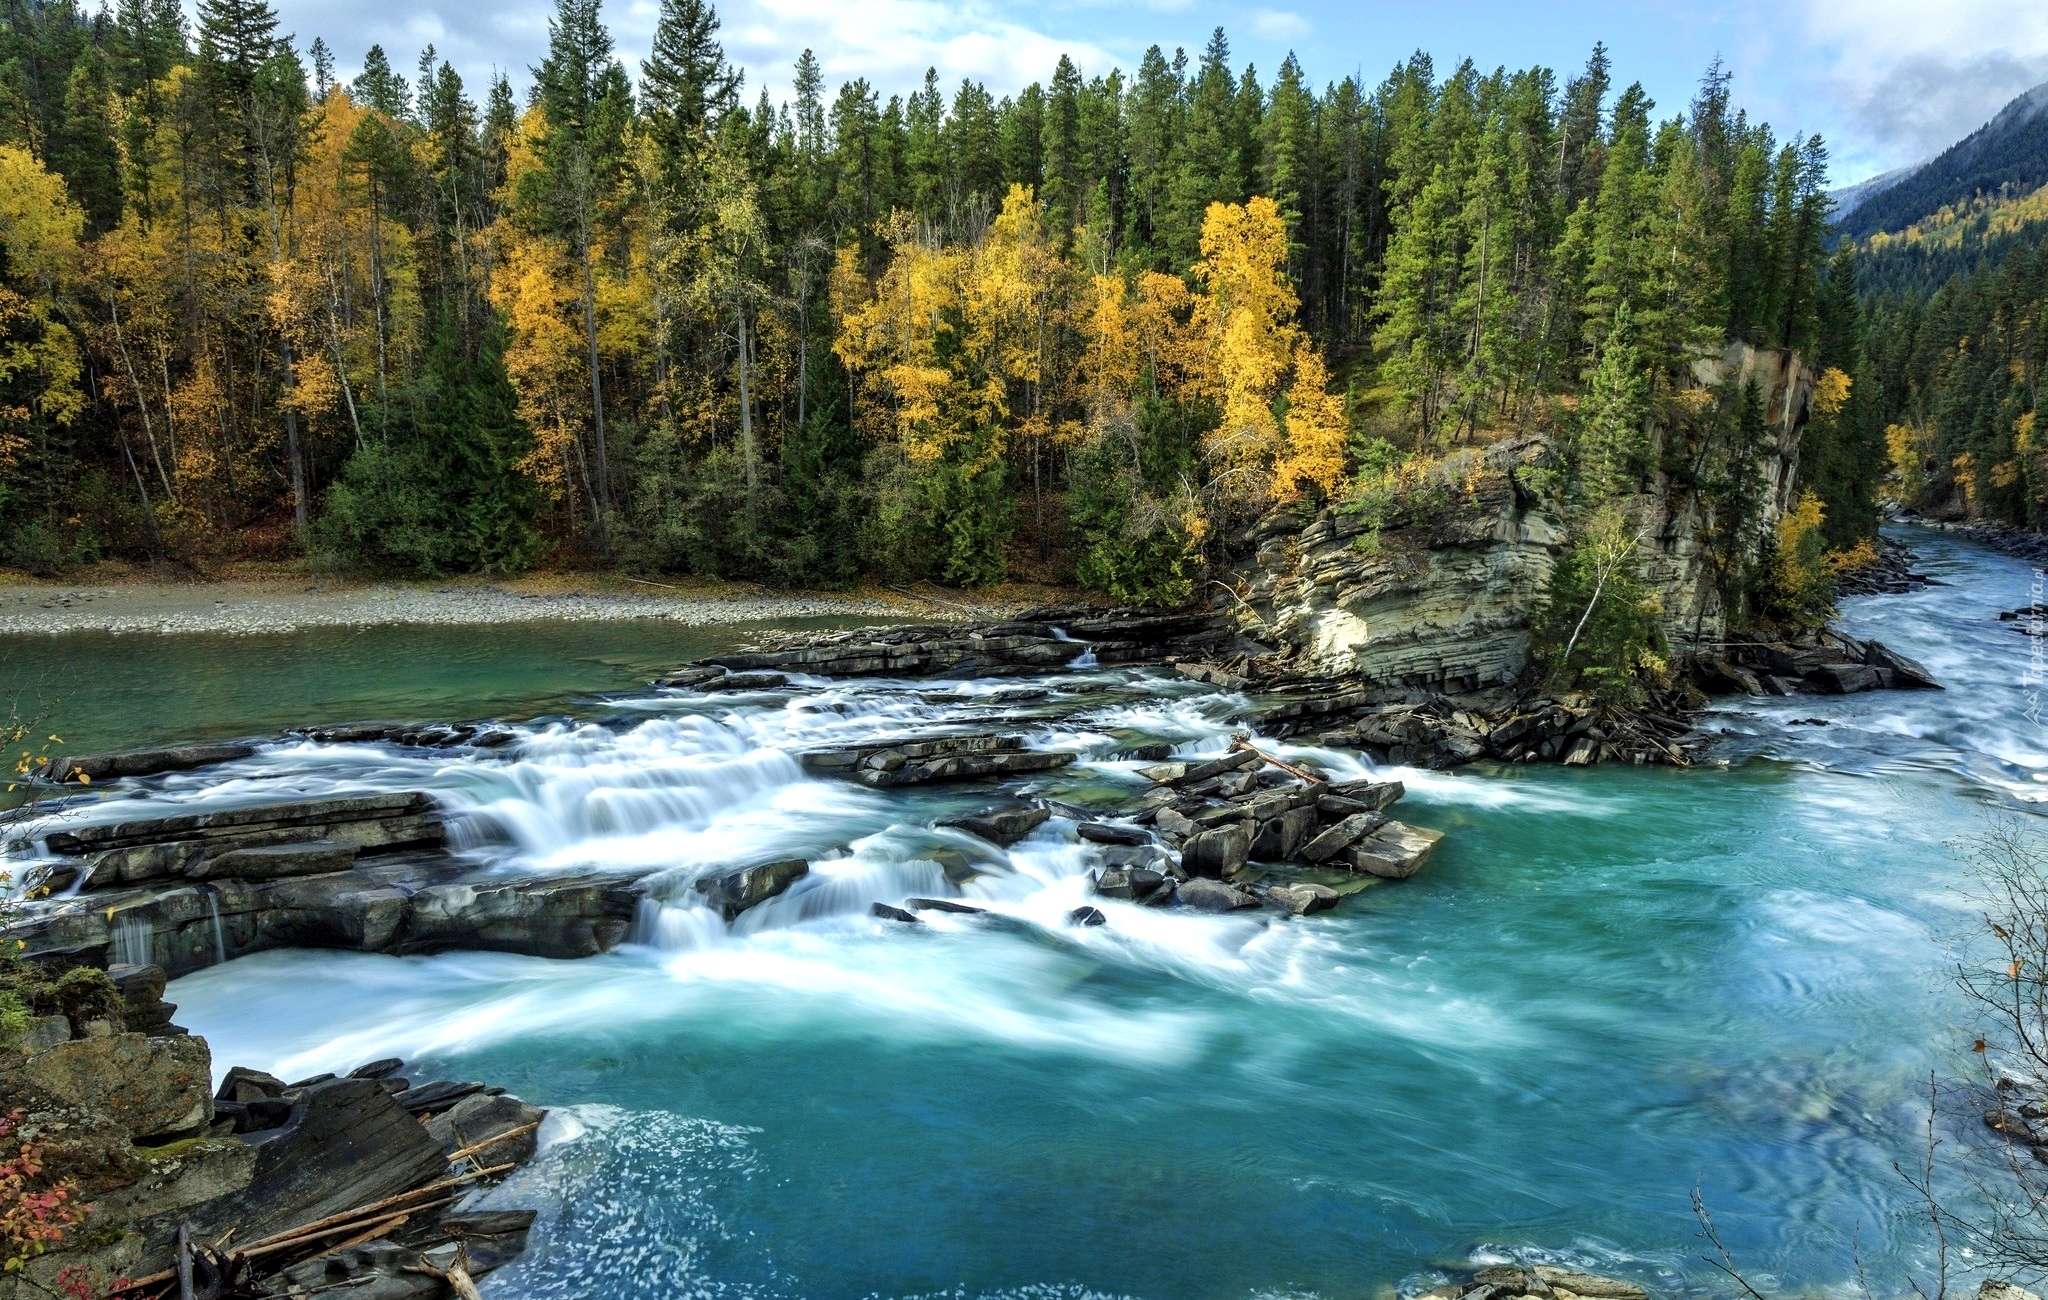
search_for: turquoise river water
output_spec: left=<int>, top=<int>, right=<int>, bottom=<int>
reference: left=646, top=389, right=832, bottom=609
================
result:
left=3, top=528, right=2043, bottom=1299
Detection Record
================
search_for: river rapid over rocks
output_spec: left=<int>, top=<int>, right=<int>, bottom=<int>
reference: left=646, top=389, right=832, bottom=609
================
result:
left=3, top=525, right=2044, bottom=1299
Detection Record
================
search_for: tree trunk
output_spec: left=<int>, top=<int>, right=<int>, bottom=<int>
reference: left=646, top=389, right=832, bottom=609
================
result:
left=577, top=205, right=611, bottom=524
left=737, top=301, right=759, bottom=531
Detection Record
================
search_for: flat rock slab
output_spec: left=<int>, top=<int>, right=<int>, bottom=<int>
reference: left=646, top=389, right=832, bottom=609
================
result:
left=39, top=741, right=259, bottom=784
left=9, top=859, right=650, bottom=978
left=803, top=734, right=1074, bottom=788
left=48, top=791, right=435, bottom=855
left=1344, top=821, right=1444, bottom=879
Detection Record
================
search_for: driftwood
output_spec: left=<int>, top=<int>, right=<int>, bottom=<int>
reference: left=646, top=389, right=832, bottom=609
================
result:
left=115, top=1162, right=515, bottom=1295
left=444, top=1119, right=541, bottom=1166
left=1228, top=735, right=1325, bottom=785
left=406, top=1246, right=486, bottom=1300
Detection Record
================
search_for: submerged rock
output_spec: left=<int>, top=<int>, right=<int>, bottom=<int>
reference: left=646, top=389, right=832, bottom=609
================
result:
left=870, top=902, right=922, bottom=924
left=694, top=858, right=810, bottom=922
left=941, top=805, right=1050, bottom=846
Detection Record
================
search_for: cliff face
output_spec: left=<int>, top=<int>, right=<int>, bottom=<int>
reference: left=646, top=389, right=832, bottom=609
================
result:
left=1231, top=342, right=1813, bottom=689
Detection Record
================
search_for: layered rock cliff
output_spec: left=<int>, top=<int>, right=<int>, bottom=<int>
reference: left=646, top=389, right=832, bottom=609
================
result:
left=1230, top=342, right=1815, bottom=687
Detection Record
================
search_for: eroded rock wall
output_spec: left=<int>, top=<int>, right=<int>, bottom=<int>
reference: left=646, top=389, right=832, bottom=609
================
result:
left=1233, top=342, right=1813, bottom=687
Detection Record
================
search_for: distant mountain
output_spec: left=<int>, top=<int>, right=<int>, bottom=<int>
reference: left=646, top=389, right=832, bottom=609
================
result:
left=1830, top=161, right=1919, bottom=221
left=1837, top=80, right=2048, bottom=241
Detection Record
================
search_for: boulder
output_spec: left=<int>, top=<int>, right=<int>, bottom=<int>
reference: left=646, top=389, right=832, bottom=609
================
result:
left=1267, top=881, right=1340, bottom=916
left=1344, top=821, right=1444, bottom=880
left=693, top=858, right=810, bottom=922
left=1094, top=869, right=1137, bottom=900
left=1175, top=879, right=1257, bottom=912
left=106, top=963, right=175, bottom=1034
left=1067, top=906, right=1107, bottom=927
left=423, top=1091, right=546, bottom=1165
left=1075, top=822, right=1149, bottom=847
left=1322, top=778, right=1405, bottom=811
left=1180, top=825, right=1250, bottom=879
left=0, top=1032, right=211, bottom=1141
left=1299, top=812, right=1386, bottom=864
left=870, top=903, right=921, bottom=924
left=1864, top=639, right=1941, bottom=689
left=1127, top=869, right=1170, bottom=903
left=1808, top=662, right=1881, bottom=694
left=348, top=1058, right=404, bottom=1080
left=215, top=1066, right=286, bottom=1104
left=940, top=806, right=1050, bottom=847
left=1250, top=806, right=1319, bottom=861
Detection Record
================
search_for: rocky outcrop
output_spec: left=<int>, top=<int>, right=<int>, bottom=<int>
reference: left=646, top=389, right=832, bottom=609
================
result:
left=1233, top=435, right=1566, bottom=692
left=1231, top=342, right=1815, bottom=688
left=0, top=1027, right=546, bottom=1299
left=799, top=733, right=1074, bottom=787
left=12, top=858, right=645, bottom=979
left=8, top=793, right=646, bottom=977
left=1693, top=627, right=1940, bottom=697
left=44, top=792, right=443, bottom=893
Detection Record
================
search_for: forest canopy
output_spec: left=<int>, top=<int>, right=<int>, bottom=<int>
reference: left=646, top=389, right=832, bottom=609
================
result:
left=0, top=0, right=1863, bottom=604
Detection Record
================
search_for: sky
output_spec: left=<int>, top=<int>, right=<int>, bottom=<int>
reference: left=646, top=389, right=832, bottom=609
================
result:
left=265, top=0, right=2048, bottom=188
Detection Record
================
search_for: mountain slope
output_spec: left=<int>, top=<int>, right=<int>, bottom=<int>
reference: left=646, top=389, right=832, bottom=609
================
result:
left=1838, top=81, right=2048, bottom=241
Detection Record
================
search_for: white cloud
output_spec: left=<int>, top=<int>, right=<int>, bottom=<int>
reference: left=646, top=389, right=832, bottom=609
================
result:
left=283, top=0, right=1125, bottom=104
left=1251, top=8, right=1309, bottom=42
left=1792, top=0, right=2048, bottom=171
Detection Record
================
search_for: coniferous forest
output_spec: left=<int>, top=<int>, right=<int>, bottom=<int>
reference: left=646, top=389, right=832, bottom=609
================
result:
left=0, top=0, right=1867, bottom=602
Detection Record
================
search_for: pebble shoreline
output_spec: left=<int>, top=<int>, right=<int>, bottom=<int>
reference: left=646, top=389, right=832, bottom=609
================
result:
left=0, top=581, right=998, bottom=636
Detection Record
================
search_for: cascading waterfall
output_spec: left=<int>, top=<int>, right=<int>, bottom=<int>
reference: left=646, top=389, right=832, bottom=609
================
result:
left=206, top=892, right=228, bottom=966
left=110, top=914, right=154, bottom=968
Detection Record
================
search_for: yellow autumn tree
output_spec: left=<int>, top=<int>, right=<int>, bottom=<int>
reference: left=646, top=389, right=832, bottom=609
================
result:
left=491, top=106, right=600, bottom=522
left=1275, top=344, right=1348, bottom=495
left=1191, top=196, right=1299, bottom=484
left=0, top=146, right=85, bottom=478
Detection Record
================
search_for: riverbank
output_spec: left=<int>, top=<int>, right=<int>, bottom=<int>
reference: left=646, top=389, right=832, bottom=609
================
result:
left=0, top=568, right=1059, bottom=636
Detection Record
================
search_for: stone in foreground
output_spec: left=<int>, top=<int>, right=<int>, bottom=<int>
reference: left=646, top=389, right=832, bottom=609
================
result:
left=1343, top=821, right=1444, bottom=879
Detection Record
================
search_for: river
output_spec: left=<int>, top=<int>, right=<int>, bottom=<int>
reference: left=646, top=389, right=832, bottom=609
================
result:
left=3, top=527, right=2040, bottom=1299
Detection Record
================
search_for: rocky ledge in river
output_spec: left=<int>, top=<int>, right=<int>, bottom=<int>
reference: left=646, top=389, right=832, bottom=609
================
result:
left=0, top=985, right=543, bottom=1299
left=662, top=605, right=1246, bottom=681
left=871, top=741, right=1442, bottom=924
left=7, top=792, right=644, bottom=979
